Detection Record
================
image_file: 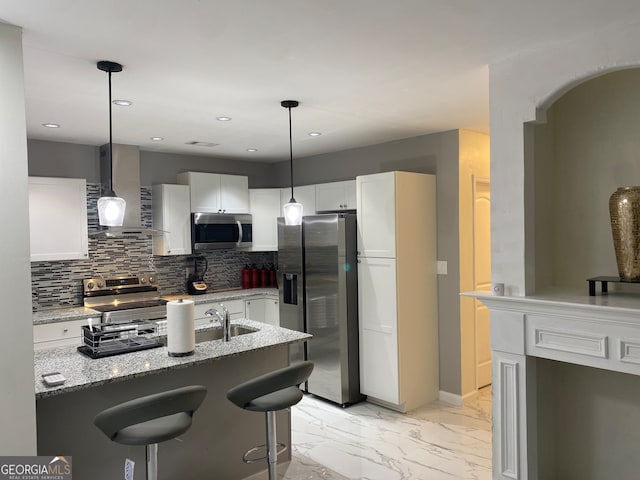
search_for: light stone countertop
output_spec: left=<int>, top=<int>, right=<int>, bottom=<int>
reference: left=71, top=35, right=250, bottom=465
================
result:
left=33, top=288, right=278, bottom=325
left=35, top=318, right=310, bottom=399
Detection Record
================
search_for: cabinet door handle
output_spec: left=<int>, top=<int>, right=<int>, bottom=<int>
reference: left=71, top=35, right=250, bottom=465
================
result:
left=63, top=328, right=68, bottom=333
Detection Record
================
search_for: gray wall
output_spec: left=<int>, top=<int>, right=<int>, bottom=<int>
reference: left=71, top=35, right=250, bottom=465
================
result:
left=534, top=69, right=640, bottom=291
left=275, top=131, right=463, bottom=395
left=27, top=139, right=278, bottom=188
left=537, top=359, right=640, bottom=479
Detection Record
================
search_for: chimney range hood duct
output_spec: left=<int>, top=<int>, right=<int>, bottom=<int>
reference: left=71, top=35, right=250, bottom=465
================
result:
left=90, top=143, right=162, bottom=238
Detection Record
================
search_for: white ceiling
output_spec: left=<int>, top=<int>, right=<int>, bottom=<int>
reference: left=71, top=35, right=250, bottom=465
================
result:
left=1, top=0, right=639, bottom=163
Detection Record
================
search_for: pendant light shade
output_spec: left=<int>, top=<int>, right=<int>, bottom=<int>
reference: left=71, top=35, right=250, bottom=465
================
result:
left=281, top=100, right=302, bottom=226
left=97, top=60, right=126, bottom=227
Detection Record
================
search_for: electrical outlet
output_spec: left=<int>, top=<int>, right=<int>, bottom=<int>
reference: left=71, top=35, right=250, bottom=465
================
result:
left=185, top=267, right=191, bottom=279
left=437, top=260, right=448, bottom=275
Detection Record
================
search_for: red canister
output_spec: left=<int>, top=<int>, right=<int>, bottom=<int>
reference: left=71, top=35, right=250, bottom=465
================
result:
left=260, top=265, right=269, bottom=288
left=251, top=264, right=260, bottom=288
left=269, top=266, right=277, bottom=288
left=241, top=265, right=251, bottom=289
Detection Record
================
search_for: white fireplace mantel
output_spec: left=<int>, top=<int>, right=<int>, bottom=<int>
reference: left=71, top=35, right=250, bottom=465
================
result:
left=463, top=290, right=640, bottom=480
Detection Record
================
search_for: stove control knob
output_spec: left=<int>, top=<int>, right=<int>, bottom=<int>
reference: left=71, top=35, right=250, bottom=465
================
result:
left=148, top=275, right=156, bottom=284
left=97, top=280, right=104, bottom=288
left=87, top=281, right=95, bottom=290
left=140, top=276, right=147, bottom=284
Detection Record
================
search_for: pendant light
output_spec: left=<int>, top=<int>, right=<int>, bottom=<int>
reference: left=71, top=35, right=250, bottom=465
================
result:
left=96, top=60, right=126, bottom=227
left=281, top=100, right=303, bottom=226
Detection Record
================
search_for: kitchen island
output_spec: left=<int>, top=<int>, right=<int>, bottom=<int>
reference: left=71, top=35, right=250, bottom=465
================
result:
left=35, top=319, right=309, bottom=480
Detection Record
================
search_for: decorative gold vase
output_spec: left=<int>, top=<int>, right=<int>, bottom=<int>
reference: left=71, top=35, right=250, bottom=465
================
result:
left=609, top=186, right=640, bottom=281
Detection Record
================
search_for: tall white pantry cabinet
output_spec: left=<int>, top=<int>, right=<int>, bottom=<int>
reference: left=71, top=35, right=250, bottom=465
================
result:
left=356, top=171, right=438, bottom=412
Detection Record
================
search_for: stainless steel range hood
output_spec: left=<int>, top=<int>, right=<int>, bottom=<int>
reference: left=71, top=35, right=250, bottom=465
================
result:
left=90, top=143, right=162, bottom=238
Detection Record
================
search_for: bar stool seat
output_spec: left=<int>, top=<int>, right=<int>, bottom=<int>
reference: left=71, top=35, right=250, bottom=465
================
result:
left=227, top=361, right=313, bottom=480
left=94, top=385, right=207, bottom=480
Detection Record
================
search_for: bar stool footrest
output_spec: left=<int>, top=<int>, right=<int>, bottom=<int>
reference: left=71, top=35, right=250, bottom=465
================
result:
left=242, top=443, right=287, bottom=464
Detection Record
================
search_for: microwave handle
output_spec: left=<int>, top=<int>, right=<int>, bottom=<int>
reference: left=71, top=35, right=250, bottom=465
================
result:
left=236, top=220, right=243, bottom=247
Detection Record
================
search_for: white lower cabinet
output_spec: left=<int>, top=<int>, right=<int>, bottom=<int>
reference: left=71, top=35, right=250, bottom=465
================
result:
left=358, top=257, right=400, bottom=404
left=245, top=297, right=279, bottom=326
left=33, top=318, right=98, bottom=351
left=194, top=299, right=245, bottom=326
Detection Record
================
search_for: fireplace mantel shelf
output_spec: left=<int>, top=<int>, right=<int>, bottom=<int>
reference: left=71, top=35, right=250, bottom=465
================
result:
left=463, top=289, right=640, bottom=479
left=462, top=289, right=640, bottom=327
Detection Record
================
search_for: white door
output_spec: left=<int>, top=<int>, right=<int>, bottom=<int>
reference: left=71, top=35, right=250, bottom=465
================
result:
left=474, top=177, right=492, bottom=389
left=162, top=184, right=191, bottom=255
left=249, top=189, right=280, bottom=251
left=182, top=172, right=221, bottom=213
left=220, top=174, right=249, bottom=213
left=358, top=256, right=399, bottom=404
left=245, top=298, right=266, bottom=323
left=28, top=177, right=88, bottom=262
left=315, top=182, right=345, bottom=211
left=356, top=172, right=396, bottom=258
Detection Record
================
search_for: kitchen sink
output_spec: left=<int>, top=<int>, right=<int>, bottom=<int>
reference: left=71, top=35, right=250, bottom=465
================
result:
left=160, top=325, right=259, bottom=346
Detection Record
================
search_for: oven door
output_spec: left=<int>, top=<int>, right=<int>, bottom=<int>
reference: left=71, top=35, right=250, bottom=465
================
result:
left=192, top=213, right=252, bottom=250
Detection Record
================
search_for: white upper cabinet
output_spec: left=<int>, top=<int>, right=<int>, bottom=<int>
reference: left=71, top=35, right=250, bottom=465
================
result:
left=177, top=171, right=249, bottom=213
left=28, top=177, right=88, bottom=262
left=356, top=172, right=396, bottom=258
left=249, top=189, right=281, bottom=251
left=152, top=184, right=192, bottom=256
left=280, top=184, right=316, bottom=217
left=315, top=180, right=356, bottom=212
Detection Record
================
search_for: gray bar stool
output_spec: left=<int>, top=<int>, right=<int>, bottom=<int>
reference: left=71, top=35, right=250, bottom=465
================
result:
left=94, top=385, right=207, bottom=480
left=227, top=361, right=314, bottom=480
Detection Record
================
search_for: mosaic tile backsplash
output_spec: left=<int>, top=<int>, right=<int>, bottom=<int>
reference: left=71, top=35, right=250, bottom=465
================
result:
left=31, top=184, right=276, bottom=311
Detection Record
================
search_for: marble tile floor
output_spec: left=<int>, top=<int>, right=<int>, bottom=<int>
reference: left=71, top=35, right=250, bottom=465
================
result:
left=248, top=388, right=492, bottom=479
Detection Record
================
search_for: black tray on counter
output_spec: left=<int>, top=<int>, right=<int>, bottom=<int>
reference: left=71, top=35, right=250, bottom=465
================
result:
left=77, top=339, right=162, bottom=359
left=77, top=322, right=162, bottom=359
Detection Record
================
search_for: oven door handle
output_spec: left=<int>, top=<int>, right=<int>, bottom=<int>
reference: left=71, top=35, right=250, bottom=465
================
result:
left=236, top=220, right=243, bottom=247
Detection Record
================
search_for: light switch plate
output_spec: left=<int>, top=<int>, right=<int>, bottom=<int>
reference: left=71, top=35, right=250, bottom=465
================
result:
left=437, top=260, right=448, bottom=275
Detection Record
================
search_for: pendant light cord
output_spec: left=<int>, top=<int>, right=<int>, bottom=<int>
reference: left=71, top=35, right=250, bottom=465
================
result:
left=288, top=106, right=295, bottom=202
left=108, top=69, right=114, bottom=195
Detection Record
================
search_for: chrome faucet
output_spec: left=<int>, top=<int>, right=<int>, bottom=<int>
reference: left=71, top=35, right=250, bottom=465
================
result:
left=204, top=303, right=230, bottom=342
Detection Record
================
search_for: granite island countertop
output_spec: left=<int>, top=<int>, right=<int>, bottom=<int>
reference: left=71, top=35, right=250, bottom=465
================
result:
left=33, top=288, right=278, bottom=325
left=34, top=318, right=309, bottom=399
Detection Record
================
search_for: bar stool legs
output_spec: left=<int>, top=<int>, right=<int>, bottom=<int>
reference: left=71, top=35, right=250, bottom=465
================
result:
left=266, top=411, right=278, bottom=479
left=227, top=361, right=314, bottom=480
left=147, top=444, right=158, bottom=480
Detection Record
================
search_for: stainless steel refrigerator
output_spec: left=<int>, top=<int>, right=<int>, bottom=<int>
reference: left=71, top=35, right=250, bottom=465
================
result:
left=278, top=213, right=363, bottom=406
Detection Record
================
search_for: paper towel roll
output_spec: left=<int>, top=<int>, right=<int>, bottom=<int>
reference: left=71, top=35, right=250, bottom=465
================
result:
left=166, top=299, right=195, bottom=357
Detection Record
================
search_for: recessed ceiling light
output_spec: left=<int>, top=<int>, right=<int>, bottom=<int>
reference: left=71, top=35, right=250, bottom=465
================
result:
left=150, top=137, right=164, bottom=141
left=246, top=148, right=258, bottom=152
left=216, top=116, right=232, bottom=121
left=112, top=99, right=132, bottom=106
left=42, top=123, right=60, bottom=128
left=308, top=132, right=322, bottom=137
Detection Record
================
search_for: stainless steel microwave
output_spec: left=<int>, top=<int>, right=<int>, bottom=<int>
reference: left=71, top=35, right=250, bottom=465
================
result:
left=191, top=213, right=252, bottom=251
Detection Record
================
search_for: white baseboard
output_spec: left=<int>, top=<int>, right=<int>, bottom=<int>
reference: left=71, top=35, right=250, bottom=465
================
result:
left=439, top=389, right=482, bottom=406
left=438, top=390, right=463, bottom=406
